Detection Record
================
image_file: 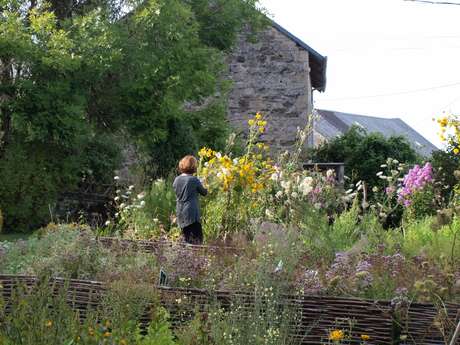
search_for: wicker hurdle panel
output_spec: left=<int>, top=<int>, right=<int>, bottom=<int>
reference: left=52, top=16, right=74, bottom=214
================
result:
left=97, top=237, right=241, bottom=256
left=151, top=286, right=395, bottom=344
left=1, top=275, right=459, bottom=344
left=399, top=301, right=460, bottom=345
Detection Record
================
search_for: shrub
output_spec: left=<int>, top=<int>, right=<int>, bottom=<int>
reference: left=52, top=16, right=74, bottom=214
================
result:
left=310, top=126, right=420, bottom=188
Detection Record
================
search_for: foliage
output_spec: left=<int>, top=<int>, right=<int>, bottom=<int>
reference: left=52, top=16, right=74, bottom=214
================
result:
left=0, top=0, right=265, bottom=231
left=0, top=276, right=177, bottom=345
left=0, top=224, right=159, bottom=282
left=310, top=126, right=420, bottom=188
left=0, top=1, right=121, bottom=231
left=430, top=149, right=460, bottom=201
left=198, top=113, right=275, bottom=239
left=106, top=177, right=177, bottom=239
left=176, top=289, right=301, bottom=345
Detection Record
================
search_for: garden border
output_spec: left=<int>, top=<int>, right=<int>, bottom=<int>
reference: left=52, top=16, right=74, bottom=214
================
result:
left=1, top=275, right=458, bottom=344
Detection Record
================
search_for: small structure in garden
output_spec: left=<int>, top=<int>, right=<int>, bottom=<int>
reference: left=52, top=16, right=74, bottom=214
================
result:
left=302, top=162, right=345, bottom=184
left=227, top=21, right=327, bottom=152
left=314, top=109, right=438, bottom=156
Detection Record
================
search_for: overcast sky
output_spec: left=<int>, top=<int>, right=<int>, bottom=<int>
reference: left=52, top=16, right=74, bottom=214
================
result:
left=259, top=0, right=460, bottom=148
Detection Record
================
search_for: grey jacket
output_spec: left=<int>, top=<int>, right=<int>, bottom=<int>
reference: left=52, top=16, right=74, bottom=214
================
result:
left=173, top=174, right=207, bottom=228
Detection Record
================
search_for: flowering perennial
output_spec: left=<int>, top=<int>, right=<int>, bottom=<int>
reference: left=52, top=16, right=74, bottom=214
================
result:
left=397, top=163, right=433, bottom=207
left=437, top=114, right=460, bottom=154
left=198, top=113, right=274, bottom=193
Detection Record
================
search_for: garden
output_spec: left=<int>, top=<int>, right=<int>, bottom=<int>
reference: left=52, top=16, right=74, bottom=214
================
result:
left=1, top=113, right=460, bottom=345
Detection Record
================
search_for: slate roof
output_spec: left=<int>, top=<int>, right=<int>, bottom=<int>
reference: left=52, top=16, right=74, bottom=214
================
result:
left=270, top=21, right=327, bottom=92
left=315, top=109, right=438, bottom=157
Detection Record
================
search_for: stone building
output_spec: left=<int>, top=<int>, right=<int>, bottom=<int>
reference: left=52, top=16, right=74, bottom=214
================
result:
left=227, top=21, right=327, bottom=151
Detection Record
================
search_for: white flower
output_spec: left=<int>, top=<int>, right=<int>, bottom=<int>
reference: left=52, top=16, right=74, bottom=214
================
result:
left=221, top=167, right=231, bottom=176
left=280, top=180, right=291, bottom=191
left=114, top=196, right=120, bottom=201
left=153, top=218, right=159, bottom=223
left=345, top=189, right=353, bottom=194
left=326, top=169, right=335, bottom=178
left=299, top=176, right=313, bottom=196
left=380, top=164, right=387, bottom=168
left=215, top=152, right=222, bottom=159
left=128, top=185, right=134, bottom=190
left=104, top=220, right=111, bottom=226
left=114, top=176, right=120, bottom=180
left=270, top=172, right=279, bottom=181
left=376, top=171, right=383, bottom=176
left=137, top=192, right=145, bottom=200
left=372, top=186, right=379, bottom=193
left=274, top=260, right=283, bottom=273
left=265, top=209, right=273, bottom=218
left=379, top=175, right=387, bottom=180
left=139, top=201, right=145, bottom=207
left=119, top=203, right=126, bottom=209
left=393, top=159, right=399, bottom=164
left=275, top=191, right=283, bottom=199
left=291, top=192, right=298, bottom=198
left=154, top=179, right=164, bottom=187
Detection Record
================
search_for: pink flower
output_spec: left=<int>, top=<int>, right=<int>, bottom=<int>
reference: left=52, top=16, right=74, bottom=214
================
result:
left=397, top=163, right=433, bottom=207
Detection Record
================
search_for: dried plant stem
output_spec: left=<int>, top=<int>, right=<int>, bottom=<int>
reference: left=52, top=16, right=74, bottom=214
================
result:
left=449, top=321, right=460, bottom=345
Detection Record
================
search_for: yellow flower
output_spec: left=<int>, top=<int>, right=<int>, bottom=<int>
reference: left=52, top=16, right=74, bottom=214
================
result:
left=258, top=127, right=265, bottom=133
left=454, top=148, right=459, bottom=155
left=329, top=329, right=344, bottom=341
left=248, top=119, right=255, bottom=126
left=88, top=327, right=95, bottom=336
left=103, top=331, right=111, bottom=338
left=255, top=112, right=262, bottom=120
left=198, top=147, right=214, bottom=158
left=45, top=320, right=52, bottom=327
left=361, top=334, right=370, bottom=341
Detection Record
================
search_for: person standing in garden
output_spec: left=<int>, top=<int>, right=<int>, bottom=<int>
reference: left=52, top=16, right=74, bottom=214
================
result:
left=173, top=155, right=207, bottom=244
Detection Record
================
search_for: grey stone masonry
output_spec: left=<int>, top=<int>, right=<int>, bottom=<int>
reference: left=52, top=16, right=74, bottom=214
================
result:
left=227, top=26, right=314, bottom=152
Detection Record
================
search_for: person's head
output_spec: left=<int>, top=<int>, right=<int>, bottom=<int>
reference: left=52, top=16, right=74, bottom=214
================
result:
left=178, top=155, right=198, bottom=174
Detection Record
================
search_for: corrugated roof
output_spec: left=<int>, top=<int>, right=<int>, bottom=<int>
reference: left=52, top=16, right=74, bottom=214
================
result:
left=315, top=109, right=438, bottom=157
left=270, top=21, right=327, bottom=92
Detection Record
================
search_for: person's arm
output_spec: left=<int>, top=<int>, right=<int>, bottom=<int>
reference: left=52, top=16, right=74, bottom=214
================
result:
left=196, top=177, right=208, bottom=196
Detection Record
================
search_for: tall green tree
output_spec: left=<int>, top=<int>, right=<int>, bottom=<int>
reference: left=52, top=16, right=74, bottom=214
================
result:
left=0, top=0, right=265, bottom=231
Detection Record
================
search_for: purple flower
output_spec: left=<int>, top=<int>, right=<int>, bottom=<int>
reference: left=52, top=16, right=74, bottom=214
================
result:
left=397, top=163, right=433, bottom=207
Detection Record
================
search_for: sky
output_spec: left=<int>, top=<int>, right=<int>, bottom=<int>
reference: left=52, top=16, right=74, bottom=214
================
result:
left=259, top=0, right=460, bottom=148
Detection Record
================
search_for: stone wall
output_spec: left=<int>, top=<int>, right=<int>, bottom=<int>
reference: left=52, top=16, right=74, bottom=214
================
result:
left=227, top=26, right=313, bottom=152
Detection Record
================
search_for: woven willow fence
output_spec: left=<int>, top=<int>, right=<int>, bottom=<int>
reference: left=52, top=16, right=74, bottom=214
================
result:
left=1, top=275, right=459, bottom=344
left=97, top=236, right=242, bottom=255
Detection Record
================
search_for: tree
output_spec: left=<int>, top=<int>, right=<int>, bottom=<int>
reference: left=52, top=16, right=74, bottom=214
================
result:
left=0, top=0, right=265, bottom=231
left=309, top=126, right=420, bottom=188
